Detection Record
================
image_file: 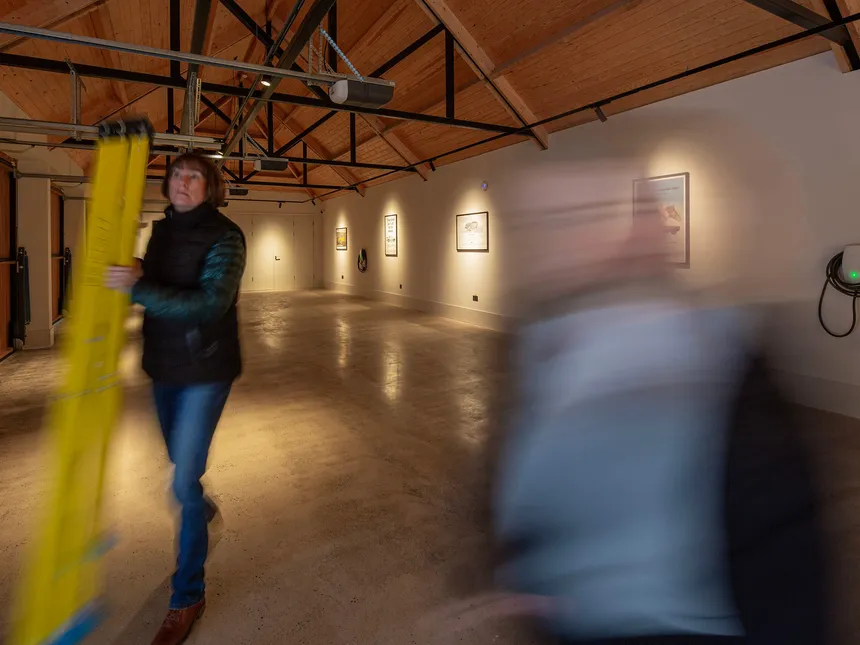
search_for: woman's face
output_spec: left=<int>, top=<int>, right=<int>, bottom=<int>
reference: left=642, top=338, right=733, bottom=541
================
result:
left=168, top=164, right=207, bottom=212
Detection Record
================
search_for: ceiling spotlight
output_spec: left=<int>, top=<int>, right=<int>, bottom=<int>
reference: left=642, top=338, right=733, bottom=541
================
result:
left=260, top=78, right=272, bottom=87
left=213, top=152, right=223, bottom=158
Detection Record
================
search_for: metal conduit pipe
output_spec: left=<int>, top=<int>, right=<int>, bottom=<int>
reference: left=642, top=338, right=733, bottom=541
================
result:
left=0, top=22, right=393, bottom=89
left=15, top=171, right=164, bottom=185
left=17, top=171, right=346, bottom=193
left=64, top=196, right=313, bottom=204
left=0, top=116, right=224, bottom=148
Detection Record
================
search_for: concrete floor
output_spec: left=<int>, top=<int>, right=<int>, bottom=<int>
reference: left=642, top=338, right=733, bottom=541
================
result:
left=1, top=291, right=859, bottom=644
left=0, top=292, right=528, bottom=645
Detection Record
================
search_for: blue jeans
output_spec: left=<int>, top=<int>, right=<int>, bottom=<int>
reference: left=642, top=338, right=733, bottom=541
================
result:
left=153, top=381, right=232, bottom=610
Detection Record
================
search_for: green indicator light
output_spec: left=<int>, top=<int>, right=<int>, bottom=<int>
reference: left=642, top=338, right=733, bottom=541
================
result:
left=852, top=271, right=858, bottom=280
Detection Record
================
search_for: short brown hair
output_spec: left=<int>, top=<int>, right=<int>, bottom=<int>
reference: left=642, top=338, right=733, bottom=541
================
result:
left=162, top=152, right=225, bottom=207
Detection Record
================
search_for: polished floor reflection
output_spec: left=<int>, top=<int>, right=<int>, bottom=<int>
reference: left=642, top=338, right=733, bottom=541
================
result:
left=2, top=292, right=860, bottom=644
left=0, top=292, right=521, bottom=645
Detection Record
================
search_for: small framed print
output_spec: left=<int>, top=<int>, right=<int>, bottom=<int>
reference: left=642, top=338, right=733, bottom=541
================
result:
left=384, top=214, right=398, bottom=257
left=336, top=227, right=348, bottom=251
left=456, top=211, right=489, bottom=252
left=633, top=172, right=690, bottom=268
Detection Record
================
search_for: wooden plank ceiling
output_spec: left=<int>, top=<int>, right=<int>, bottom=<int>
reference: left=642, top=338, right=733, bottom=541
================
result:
left=0, top=0, right=839, bottom=198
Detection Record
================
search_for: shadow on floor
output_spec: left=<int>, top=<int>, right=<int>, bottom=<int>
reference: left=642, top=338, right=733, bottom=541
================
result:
left=107, top=523, right=225, bottom=645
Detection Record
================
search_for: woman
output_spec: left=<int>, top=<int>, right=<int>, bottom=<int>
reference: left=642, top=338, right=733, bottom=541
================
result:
left=106, top=153, right=246, bottom=645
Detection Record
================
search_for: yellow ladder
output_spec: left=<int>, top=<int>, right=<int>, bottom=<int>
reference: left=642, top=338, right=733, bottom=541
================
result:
left=9, top=120, right=152, bottom=645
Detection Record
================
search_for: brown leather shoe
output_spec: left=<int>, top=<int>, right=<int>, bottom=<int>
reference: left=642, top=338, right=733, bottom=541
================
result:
left=151, top=598, right=205, bottom=645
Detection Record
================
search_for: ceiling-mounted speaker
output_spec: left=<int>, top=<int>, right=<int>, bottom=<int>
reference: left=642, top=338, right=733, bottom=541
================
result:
left=329, top=79, right=394, bottom=109
left=253, top=159, right=290, bottom=172
left=228, top=187, right=249, bottom=196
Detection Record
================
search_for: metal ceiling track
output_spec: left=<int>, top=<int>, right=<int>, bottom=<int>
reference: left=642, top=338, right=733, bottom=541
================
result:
left=0, top=135, right=413, bottom=172
left=14, top=170, right=355, bottom=192
left=0, top=21, right=392, bottom=89
left=0, top=116, right=223, bottom=148
left=0, top=51, right=519, bottom=134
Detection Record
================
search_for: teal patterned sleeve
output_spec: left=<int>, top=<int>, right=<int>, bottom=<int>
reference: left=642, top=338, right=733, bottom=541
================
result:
left=131, top=230, right=246, bottom=324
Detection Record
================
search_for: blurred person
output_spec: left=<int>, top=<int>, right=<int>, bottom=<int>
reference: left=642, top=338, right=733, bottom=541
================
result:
left=484, top=198, right=828, bottom=645
left=106, top=153, right=246, bottom=645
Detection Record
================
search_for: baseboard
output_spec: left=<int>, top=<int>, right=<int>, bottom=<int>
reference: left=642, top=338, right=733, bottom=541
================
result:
left=324, top=282, right=860, bottom=419
left=325, top=281, right=511, bottom=332
left=773, top=370, right=860, bottom=419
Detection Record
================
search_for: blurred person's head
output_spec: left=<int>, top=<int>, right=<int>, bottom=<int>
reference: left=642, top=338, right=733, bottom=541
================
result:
left=508, top=197, right=672, bottom=317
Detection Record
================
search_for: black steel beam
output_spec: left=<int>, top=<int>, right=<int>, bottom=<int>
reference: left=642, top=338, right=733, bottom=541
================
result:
left=327, top=3, right=338, bottom=72
left=445, top=30, right=455, bottom=120
left=0, top=52, right=519, bottom=134
left=269, top=25, right=446, bottom=161
left=349, top=112, right=356, bottom=164
left=266, top=21, right=275, bottom=154
left=238, top=179, right=356, bottom=190
left=218, top=0, right=331, bottom=102
left=168, top=0, right=180, bottom=155
left=255, top=155, right=414, bottom=172
left=303, top=142, right=308, bottom=186
left=333, top=10, right=860, bottom=195
left=220, top=0, right=338, bottom=157
left=267, top=102, right=275, bottom=153
left=198, top=95, right=412, bottom=171
left=219, top=0, right=283, bottom=55
left=740, top=0, right=857, bottom=49
left=200, top=94, right=230, bottom=123
left=420, top=0, right=541, bottom=146
left=273, top=111, right=337, bottom=156
left=371, top=25, right=444, bottom=78
left=821, top=0, right=860, bottom=69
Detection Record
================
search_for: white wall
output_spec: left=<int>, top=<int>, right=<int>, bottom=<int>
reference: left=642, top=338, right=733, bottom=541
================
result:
left=323, top=53, right=860, bottom=417
left=137, top=193, right=324, bottom=291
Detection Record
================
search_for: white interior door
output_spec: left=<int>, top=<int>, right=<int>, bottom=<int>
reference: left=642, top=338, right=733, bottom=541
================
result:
left=251, top=216, right=276, bottom=291
left=294, top=216, right=314, bottom=290
left=273, top=216, right=294, bottom=291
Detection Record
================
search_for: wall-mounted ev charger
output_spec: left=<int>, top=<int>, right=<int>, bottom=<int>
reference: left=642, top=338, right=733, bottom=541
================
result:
left=819, top=244, right=860, bottom=337
left=841, top=244, right=860, bottom=284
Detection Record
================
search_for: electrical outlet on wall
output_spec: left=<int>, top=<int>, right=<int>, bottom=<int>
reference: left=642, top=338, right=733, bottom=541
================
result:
left=473, top=295, right=479, bottom=302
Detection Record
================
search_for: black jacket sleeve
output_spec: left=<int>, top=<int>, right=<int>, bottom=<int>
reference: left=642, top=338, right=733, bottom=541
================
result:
left=725, top=352, right=830, bottom=645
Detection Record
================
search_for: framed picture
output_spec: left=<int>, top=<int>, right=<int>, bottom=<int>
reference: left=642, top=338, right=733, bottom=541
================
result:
left=633, top=172, right=690, bottom=268
left=336, top=227, right=348, bottom=251
left=384, top=214, right=398, bottom=257
left=456, top=211, right=489, bottom=252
